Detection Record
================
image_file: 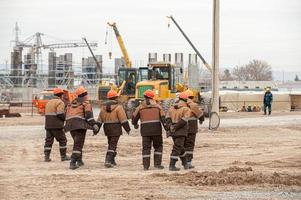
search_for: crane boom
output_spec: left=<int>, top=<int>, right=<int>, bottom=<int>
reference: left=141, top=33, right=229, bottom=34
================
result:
left=43, top=42, right=97, bottom=49
left=107, top=22, right=132, bottom=68
left=167, top=15, right=212, bottom=72
left=82, top=37, right=102, bottom=75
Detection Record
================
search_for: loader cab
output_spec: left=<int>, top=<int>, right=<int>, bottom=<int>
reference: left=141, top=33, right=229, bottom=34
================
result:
left=147, top=62, right=181, bottom=93
left=138, top=67, right=149, bottom=82
left=118, top=68, right=137, bottom=95
left=97, top=79, right=115, bottom=101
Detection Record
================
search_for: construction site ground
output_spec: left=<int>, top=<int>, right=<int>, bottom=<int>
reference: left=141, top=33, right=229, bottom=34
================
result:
left=0, top=111, right=301, bottom=200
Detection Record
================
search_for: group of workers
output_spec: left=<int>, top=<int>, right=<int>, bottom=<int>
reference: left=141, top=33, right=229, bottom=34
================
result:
left=44, top=86, right=204, bottom=171
left=240, top=87, right=273, bottom=114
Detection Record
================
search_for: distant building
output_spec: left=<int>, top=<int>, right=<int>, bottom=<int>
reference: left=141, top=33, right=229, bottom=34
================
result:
left=10, top=47, right=23, bottom=87
left=148, top=53, right=158, bottom=64
left=278, top=81, right=301, bottom=92
left=82, top=55, right=103, bottom=84
left=114, top=57, right=126, bottom=79
left=48, top=52, right=74, bottom=88
left=188, top=54, right=200, bottom=90
left=23, top=53, right=37, bottom=87
left=220, top=81, right=280, bottom=91
left=163, top=53, right=172, bottom=63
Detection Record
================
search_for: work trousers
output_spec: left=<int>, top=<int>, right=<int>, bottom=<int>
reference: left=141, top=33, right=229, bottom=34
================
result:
left=44, top=129, right=67, bottom=154
left=170, top=136, right=186, bottom=160
left=107, top=136, right=120, bottom=153
left=184, top=132, right=197, bottom=162
left=264, top=104, right=272, bottom=115
left=70, top=129, right=87, bottom=160
left=142, top=135, right=163, bottom=158
left=142, top=135, right=163, bottom=168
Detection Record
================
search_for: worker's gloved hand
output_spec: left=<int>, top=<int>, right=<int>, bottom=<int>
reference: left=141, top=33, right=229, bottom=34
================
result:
left=166, top=130, right=171, bottom=138
left=92, top=124, right=100, bottom=135
left=163, top=124, right=169, bottom=131
left=170, top=125, right=176, bottom=134
left=134, top=124, right=139, bottom=129
left=199, top=116, right=205, bottom=125
left=126, top=131, right=131, bottom=135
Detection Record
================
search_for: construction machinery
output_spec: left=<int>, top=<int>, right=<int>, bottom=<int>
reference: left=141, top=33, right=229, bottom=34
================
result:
left=107, top=22, right=132, bottom=68
left=132, top=62, right=185, bottom=112
left=107, top=22, right=139, bottom=99
left=166, top=15, right=214, bottom=115
left=167, top=16, right=212, bottom=72
left=12, top=23, right=97, bottom=78
left=82, top=37, right=111, bottom=102
left=98, top=22, right=143, bottom=103
left=128, top=16, right=213, bottom=113
left=32, top=89, right=76, bottom=115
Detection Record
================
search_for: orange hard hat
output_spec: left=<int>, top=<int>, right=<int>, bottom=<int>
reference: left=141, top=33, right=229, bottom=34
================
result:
left=107, top=90, right=118, bottom=99
left=185, top=89, right=194, bottom=97
left=53, top=88, right=64, bottom=95
left=144, top=90, right=155, bottom=99
left=179, top=92, right=188, bottom=100
left=75, top=86, right=87, bottom=96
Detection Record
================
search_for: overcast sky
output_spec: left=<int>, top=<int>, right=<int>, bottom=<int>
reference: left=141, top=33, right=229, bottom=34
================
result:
left=0, top=0, right=300, bottom=73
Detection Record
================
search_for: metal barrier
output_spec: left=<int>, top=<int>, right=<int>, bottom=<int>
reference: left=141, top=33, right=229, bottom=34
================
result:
left=0, top=102, right=38, bottom=116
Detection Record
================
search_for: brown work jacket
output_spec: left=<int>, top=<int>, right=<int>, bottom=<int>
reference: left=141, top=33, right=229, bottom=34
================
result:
left=166, top=100, right=190, bottom=137
left=45, top=97, right=65, bottom=129
left=132, top=99, right=165, bottom=136
left=97, top=100, right=130, bottom=136
left=64, top=97, right=95, bottom=132
left=187, top=99, right=204, bottom=133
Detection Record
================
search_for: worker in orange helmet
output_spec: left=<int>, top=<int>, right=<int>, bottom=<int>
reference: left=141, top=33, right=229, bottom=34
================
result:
left=44, top=88, right=70, bottom=162
left=65, top=86, right=100, bottom=170
left=132, top=90, right=167, bottom=170
left=166, top=92, right=191, bottom=171
left=184, top=89, right=204, bottom=169
left=96, top=90, right=131, bottom=168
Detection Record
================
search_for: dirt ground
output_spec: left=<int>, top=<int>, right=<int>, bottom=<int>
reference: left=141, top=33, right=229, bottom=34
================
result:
left=0, top=112, right=301, bottom=200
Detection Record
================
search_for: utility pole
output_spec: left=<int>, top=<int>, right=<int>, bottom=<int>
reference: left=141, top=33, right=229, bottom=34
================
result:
left=211, top=0, right=220, bottom=114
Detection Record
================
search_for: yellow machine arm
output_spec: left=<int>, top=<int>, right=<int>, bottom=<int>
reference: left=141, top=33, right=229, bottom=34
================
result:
left=107, top=22, right=132, bottom=68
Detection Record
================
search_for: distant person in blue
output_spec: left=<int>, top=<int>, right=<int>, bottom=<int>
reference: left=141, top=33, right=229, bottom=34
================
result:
left=263, top=87, right=273, bottom=115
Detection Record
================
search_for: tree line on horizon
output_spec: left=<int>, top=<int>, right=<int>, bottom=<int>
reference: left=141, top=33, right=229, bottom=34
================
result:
left=220, top=59, right=273, bottom=81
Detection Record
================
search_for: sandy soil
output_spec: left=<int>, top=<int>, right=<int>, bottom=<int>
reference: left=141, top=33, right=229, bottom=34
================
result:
left=0, top=112, right=301, bottom=200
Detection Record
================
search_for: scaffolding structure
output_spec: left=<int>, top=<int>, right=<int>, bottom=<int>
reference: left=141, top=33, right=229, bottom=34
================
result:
left=0, top=65, right=116, bottom=102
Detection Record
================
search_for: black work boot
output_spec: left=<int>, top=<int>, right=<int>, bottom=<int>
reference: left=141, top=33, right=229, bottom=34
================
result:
left=44, top=151, right=51, bottom=162
left=268, top=110, right=271, bottom=115
left=186, top=154, right=195, bottom=169
left=154, top=154, right=164, bottom=169
left=187, top=161, right=195, bottom=169
left=180, top=156, right=189, bottom=170
left=69, top=154, right=79, bottom=170
left=111, top=152, right=117, bottom=166
left=169, top=158, right=180, bottom=171
left=143, top=156, right=150, bottom=171
left=77, top=154, right=84, bottom=166
left=60, top=148, right=71, bottom=161
left=104, top=152, right=114, bottom=168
